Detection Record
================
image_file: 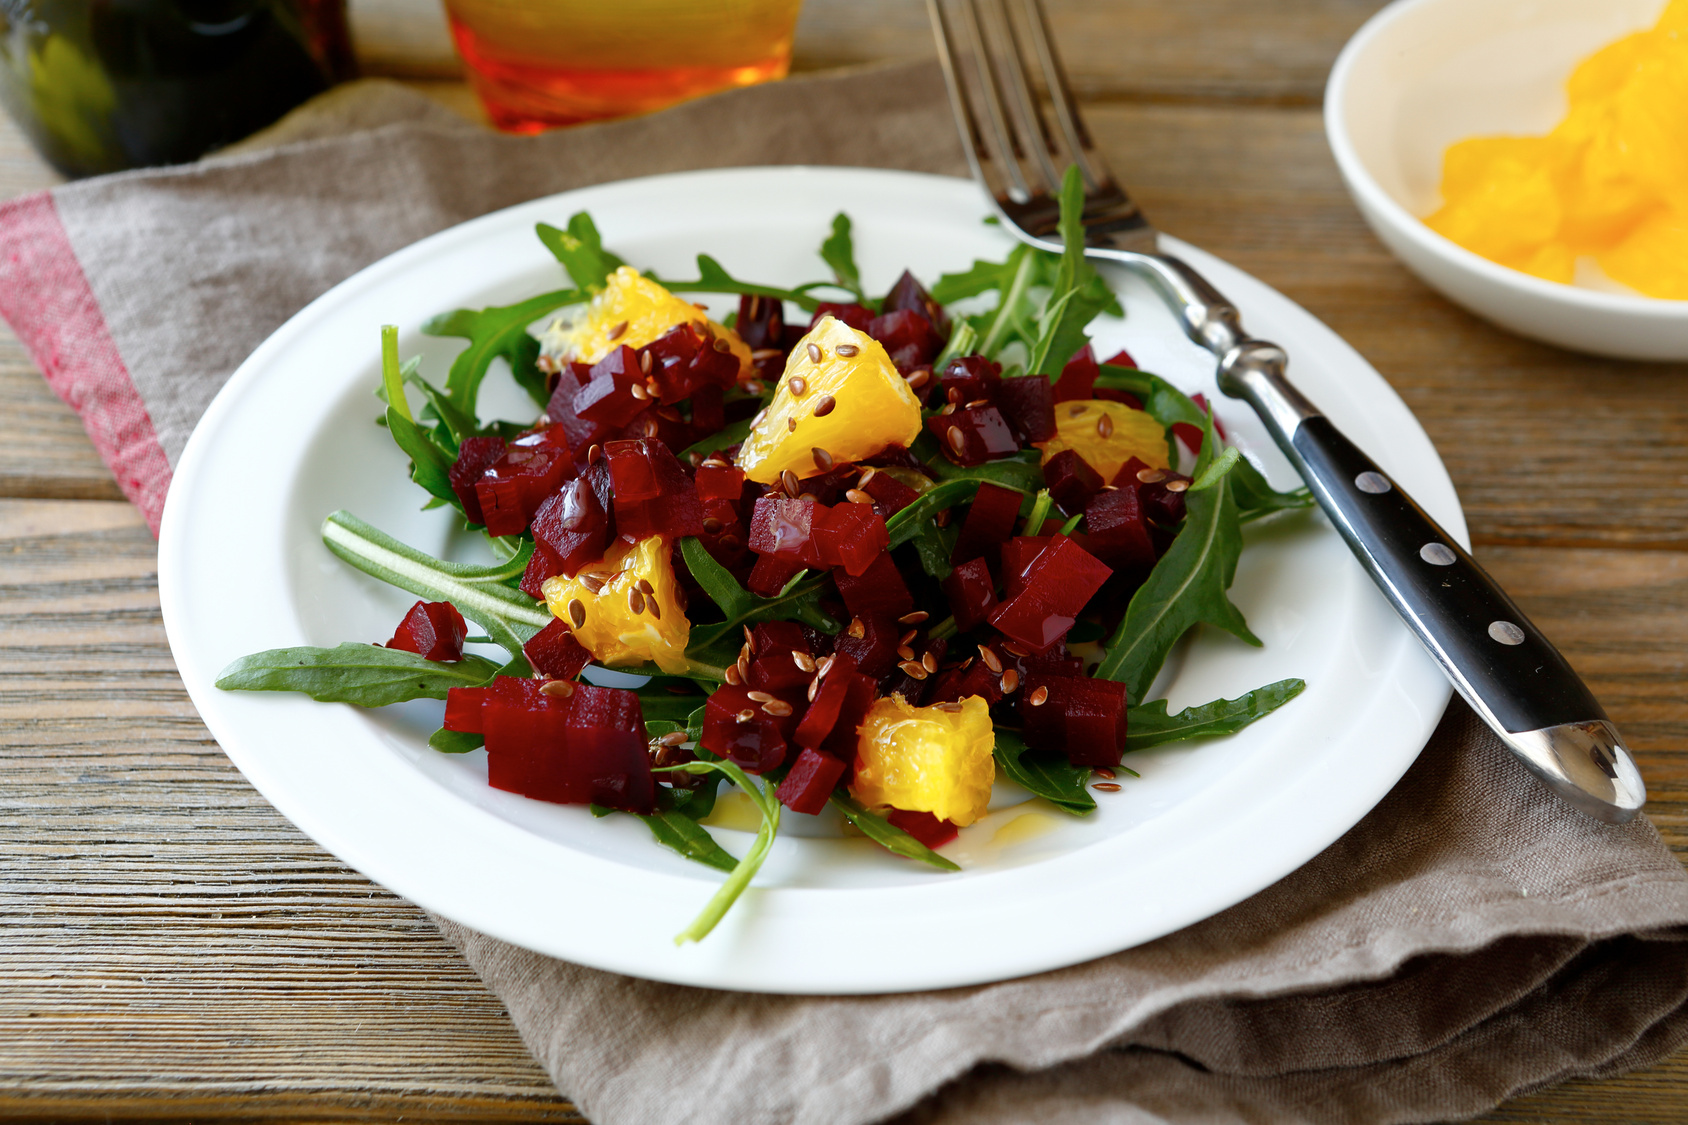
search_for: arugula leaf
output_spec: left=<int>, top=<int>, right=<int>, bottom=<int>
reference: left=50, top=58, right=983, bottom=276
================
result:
left=679, top=536, right=839, bottom=651
left=1028, top=166, right=1113, bottom=376
left=658, top=757, right=782, bottom=944
left=681, top=415, right=754, bottom=458
left=933, top=321, right=978, bottom=369
left=906, top=519, right=957, bottom=581
left=536, top=213, right=625, bottom=291
left=216, top=643, right=500, bottom=706
left=322, top=510, right=550, bottom=659
left=1230, top=455, right=1316, bottom=523
left=1126, top=679, right=1306, bottom=752
left=380, top=327, right=459, bottom=507
left=637, top=679, right=711, bottom=723
left=638, top=807, right=739, bottom=874
left=921, top=448, right=1045, bottom=494
left=404, top=365, right=482, bottom=457
left=1093, top=414, right=1260, bottom=703
left=993, top=729, right=1096, bottom=815
left=657, top=255, right=832, bottom=313
left=831, top=794, right=961, bottom=871
left=819, top=213, right=866, bottom=301
left=883, top=467, right=1039, bottom=553
left=430, top=728, right=484, bottom=754
left=423, top=288, right=581, bottom=415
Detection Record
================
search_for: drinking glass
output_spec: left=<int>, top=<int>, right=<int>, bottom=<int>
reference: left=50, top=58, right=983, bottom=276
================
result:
left=440, top=0, right=805, bottom=133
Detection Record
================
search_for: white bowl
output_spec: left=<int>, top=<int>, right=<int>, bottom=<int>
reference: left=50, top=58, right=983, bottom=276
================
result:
left=1324, top=0, right=1688, bottom=360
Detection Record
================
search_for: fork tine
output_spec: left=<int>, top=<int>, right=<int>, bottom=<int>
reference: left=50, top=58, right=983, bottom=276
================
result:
left=1010, top=0, right=1110, bottom=193
left=977, top=0, right=1064, bottom=194
left=954, top=0, right=1037, bottom=202
left=928, top=0, right=1018, bottom=207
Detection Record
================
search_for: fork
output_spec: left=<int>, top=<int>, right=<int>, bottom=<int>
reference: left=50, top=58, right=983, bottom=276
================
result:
left=927, top=0, right=1645, bottom=823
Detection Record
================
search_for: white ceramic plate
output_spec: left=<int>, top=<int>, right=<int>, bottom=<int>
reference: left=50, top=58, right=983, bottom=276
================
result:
left=159, top=167, right=1457, bottom=994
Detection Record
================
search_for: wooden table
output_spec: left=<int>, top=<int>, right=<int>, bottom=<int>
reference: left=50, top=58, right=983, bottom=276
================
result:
left=2, top=1, right=1684, bottom=1120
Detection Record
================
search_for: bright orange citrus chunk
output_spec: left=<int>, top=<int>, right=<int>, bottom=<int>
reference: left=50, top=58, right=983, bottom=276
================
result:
left=540, top=265, right=752, bottom=374
left=1036, top=400, right=1169, bottom=483
left=735, top=316, right=923, bottom=485
left=849, top=694, right=996, bottom=828
left=1422, top=0, right=1688, bottom=297
left=541, top=535, right=690, bottom=674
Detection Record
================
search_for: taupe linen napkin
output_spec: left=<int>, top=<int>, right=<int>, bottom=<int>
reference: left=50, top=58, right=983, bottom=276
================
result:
left=3, top=62, right=1687, bottom=1124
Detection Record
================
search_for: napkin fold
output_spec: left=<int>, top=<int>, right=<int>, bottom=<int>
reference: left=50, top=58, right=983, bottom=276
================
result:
left=4, top=61, right=1686, bottom=1125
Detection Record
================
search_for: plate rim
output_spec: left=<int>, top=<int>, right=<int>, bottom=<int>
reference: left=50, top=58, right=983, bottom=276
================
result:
left=159, top=165, right=1456, bottom=993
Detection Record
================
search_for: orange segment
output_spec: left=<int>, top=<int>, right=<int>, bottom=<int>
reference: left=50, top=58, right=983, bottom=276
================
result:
left=541, top=535, right=690, bottom=674
left=1036, top=400, right=1169, bottom=483
left=849, top=694, right=996, bottom=827
left=540, top=266, right=751, bottom=373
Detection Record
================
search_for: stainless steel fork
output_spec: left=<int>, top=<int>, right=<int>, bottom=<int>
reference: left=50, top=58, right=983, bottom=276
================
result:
left=927, top=0, right=1645, bottom=823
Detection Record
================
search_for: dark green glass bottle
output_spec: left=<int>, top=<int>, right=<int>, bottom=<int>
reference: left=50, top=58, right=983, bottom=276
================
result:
left=0, top=0, right=353, bottom=178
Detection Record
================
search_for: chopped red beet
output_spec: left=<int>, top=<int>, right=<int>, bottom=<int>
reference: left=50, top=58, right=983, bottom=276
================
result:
left=867, top=308, right=944, bottom=370
left=884, top=809, right=959, bottom=849
left=813, top=502, right=890, bottom=577
left=386, top=599, right=468, bottom=662
left=747, top=552, right=807, bottom=598
left=994, top=374, right=1056, bottom=443
left=609, top=438, right=705, bottom=540
left=1083, top=484, right=1159, bottom=573
left=775, top=747, right=848, bottom=815
left=695, top=461, right=746, bottom=504
left=572, top=345, right=650, bottom=428
left=748, top=496, right=824, bottom=568
left=641, top=322, right=738, bottom=405
left=937, top=354, right=1001, bottom=404
left=448, top=435, right=507, bottom=526
left=832, top=615, right=902, bottom=678
left=928, top=404, right=1019, bottom=467
left=623, top=404, right=695, bottom=455
left=1112, top=457, right=1191, bottom=526
left=811, top=302, right=875, bottom=332
left=821, top=672, right=878, bottom=763
left=443, top=684, right=487, bottom=734
left=988, top=536, right=1112, bottom=650
left=522, top=617, right=593, bottom=680
left=689, top=383, right=727, bottom=435
left=1044, top=449, right=1103, bottom=513
left=1190, top=393, right=1228, bottom=440
left=701, top=684, right=790, bottom=773
left=1020, top=673, right=1128, bottom=768
left=951, top=481, right=1024, bottom=567
left=746, top=622, right=814, bottom=693
left=926, top=656, right=1007, bottom=708
left=1001, top=535, right=1054, bottom=600
left=833, top=552, right=914, bottom=620
left=475, top=425, right=574, bottom=537
left=1100, top=348, right=1136, bottom=369
left=942, top=556, right=999, bottom=632
left=471, top=677, right=653, bottom=813
left=859, top=470, right=922, bottom=517
left=531, top=459, right=614, bottom=576
left=544, top=366, right=617, bottom=455
left=882, top=270, right=950, bottom=337
left=519, top=541, right=565, bottom=599
left=793, top=653, right=861, bottom=749
left=736, top=293, right=785, bottom=351
left=1053, top=344, right=1100, bottom=403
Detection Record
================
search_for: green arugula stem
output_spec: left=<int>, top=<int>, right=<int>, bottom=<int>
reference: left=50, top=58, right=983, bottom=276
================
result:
left=660, top=759, right=781, bottom=944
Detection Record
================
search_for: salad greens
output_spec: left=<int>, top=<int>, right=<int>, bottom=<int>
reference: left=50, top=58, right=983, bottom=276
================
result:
left=218, top=179, right=1316, bottom=944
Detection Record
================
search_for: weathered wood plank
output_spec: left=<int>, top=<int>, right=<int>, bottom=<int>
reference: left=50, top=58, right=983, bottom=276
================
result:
left=0, top=502, right=1681, bottom=1121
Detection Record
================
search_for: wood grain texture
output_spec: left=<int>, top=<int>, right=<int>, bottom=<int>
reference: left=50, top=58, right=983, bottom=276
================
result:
left=0, top=0, right=1686, bottom=1119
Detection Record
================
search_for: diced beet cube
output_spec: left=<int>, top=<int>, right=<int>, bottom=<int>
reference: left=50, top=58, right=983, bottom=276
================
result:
left=952, top=481, right=1024, bottom=567
left=531, top=460, right=614, bottom=576
left=1190, top=393, right=1228, bottom=440
left=791, top=652, right=859, bottom=749
left=884, top=809, right=959, bottom=849
left=859, top=469, right=921, bottom=517
left=573, top=345, right=649, bottom=427
left=443, top=685, right=487, bottom=734
left=1171, top=421, right=1205, bottom=456
left=746, top=622, right=814, bottom=693
left=1101, top=348, right=1136, bottom=369
left=695, top=462, right=745, bottom=504
left=775, top=747, right=848, bottom=815
left=748, top=496, right=824, bottom=568
left=690, top=383, right=726, bottom=435
left=1053, top=343, right=1100, bottom=403
left=544, top=368, right=617, bottom=455
left=929, top=405, right=1019, bottom=467
left=475, top=426, right=574, bottom=537
left=925, top=654, right=1007, bottom=708
left=624, top=405, right=695, bottom=456
left=882, top=269, right=950, bottom=337
left=833, top=615, right=901, bottom=679
left=813, top=502, right=890, bottom=577
left=1044, top=449, right=1104, bottom=514
left=609, top=439, right=705, bottom=540
left=995, top=374, right=1055, bottom=444
left=810, top=302, right=874, bottom=332
left=482, top=678, right=653, bottom=813
left=942, top=556, right=998, bottom=632
left=747, top=552, right=806, bottom=597
left=736, top=293, right=785, bottom=351
left=833, top=552, right=914, bottom=620
left=522, top=617, right=592, bottom=680
left=867, top=308, right=944, bottom=370
left=1084, top=485, right=1158, bottom=572
left=386, top=599, right=468, bottom=662
left=821, top=672, right=878, bottom=760
left=937, top=354, right=1001, bottom=405
left=988, top=536, right=1112, bottom=651
left=1001, top=535, right=1052, bottom=600
left=701, top=684, right=789, bottom=774
left=640, top=323, right=737, bottom=405
left=519, top=541, right=566, bottom=598
left=1144, top=473, right=1192, bottom=526
left=1020, top=673, right=1128, bottom=768
left=448, top=436, right=507, bottom=525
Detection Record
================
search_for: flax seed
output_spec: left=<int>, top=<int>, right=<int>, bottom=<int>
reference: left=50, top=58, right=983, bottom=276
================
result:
left=743, top=625, right=757, bottom=652
left=978, top=645, right=1002, bottom=674
left=1096, top=413, right=1113, bottom=438
left=814, top=394, right=836, bottom=417
left=940, top=402, right=957, bottom=416
left=836, top=343, right=859, bottom=357
left=580, top=574, right=606, bottom=594
left=899, top=629, right=918, bottom=647
left=808, top=677, right=822, bottom=702
left=947, top=387, right=963, bottom=404
left=587, top=443, right=602, bottom=464
left=1002, top=642, right=1030, bottom=657
left=1000, top=668, right=1019, bottom=693
left=746, top=690, right=777, bottom=704
left=637, top=578, right=655, bottom=596
left=792, top=650, right=817, bottom=673
left=845, top=488, right=873, bottom=505
left=812, top=447, right=833, bottom=471
left=906, top=368, right=930, bottom=389
left=736, top=708, right=755, bottom=724
left=806, top=342, right=823, bottom=363
left=713, top=337, right=733, bottom=354
left=639, top=351, right=653, bottom=374
left=857, top=466, right=877, bottom=487
left=1137, top=468, right=1166, bottom=484
left=568, top=599, right=586, bottom=628
left=1028, top=685, right=1049, bottom=706
left=703, top=456, right=730, bottom=469
left=750, top=410, right=768, bottom=430
left=1166, top=479, right=1190, bottom=493
left=628, top=589, right=646, bottom=615
left=898, top=660, right=929, bottom=680
left=781, top=469, right=801, bottom=496
left=725, top=664, right=743, bottom=686
left=737, top=654, right=751, bottom=683
left=897, top=644, right=916, bottom=661
left=922, top=651, right=939, bottom=674
left=761, top=700, right=793, bottom=717
left=1095, top=767, right=1117, bottom=780
left=947, top=426, right=966, bottom=455
left=789, top=375, right=808, bottom=396
left=539, top=679, right=575, bottom=697
left=1092, top=781, right=1122, bottom=792
left=660, top=731, right=688, bottom=747
left=817, top=655, right=835, bottom=678
left=787, top=416, right=798, bottom=432
left=848, top=617, right=866, bottom=639
left=898, top=610, right=929, bottom=625
left=703, top=517, right=722, bottom=534
left=1069, top=404, right=1087, bottom=418
left=648, top=600, right=661, bottom=620
left=936, top=701, right=963, bottom=712
left=607, top=320, right=628, bottom=341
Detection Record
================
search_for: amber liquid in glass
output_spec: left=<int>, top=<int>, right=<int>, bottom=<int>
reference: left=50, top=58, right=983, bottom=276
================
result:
left=442, top=0, right=802, bottom=133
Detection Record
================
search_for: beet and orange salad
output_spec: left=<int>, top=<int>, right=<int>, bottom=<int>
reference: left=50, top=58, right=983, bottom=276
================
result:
left=220, top=181, right=1314, bottom=943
